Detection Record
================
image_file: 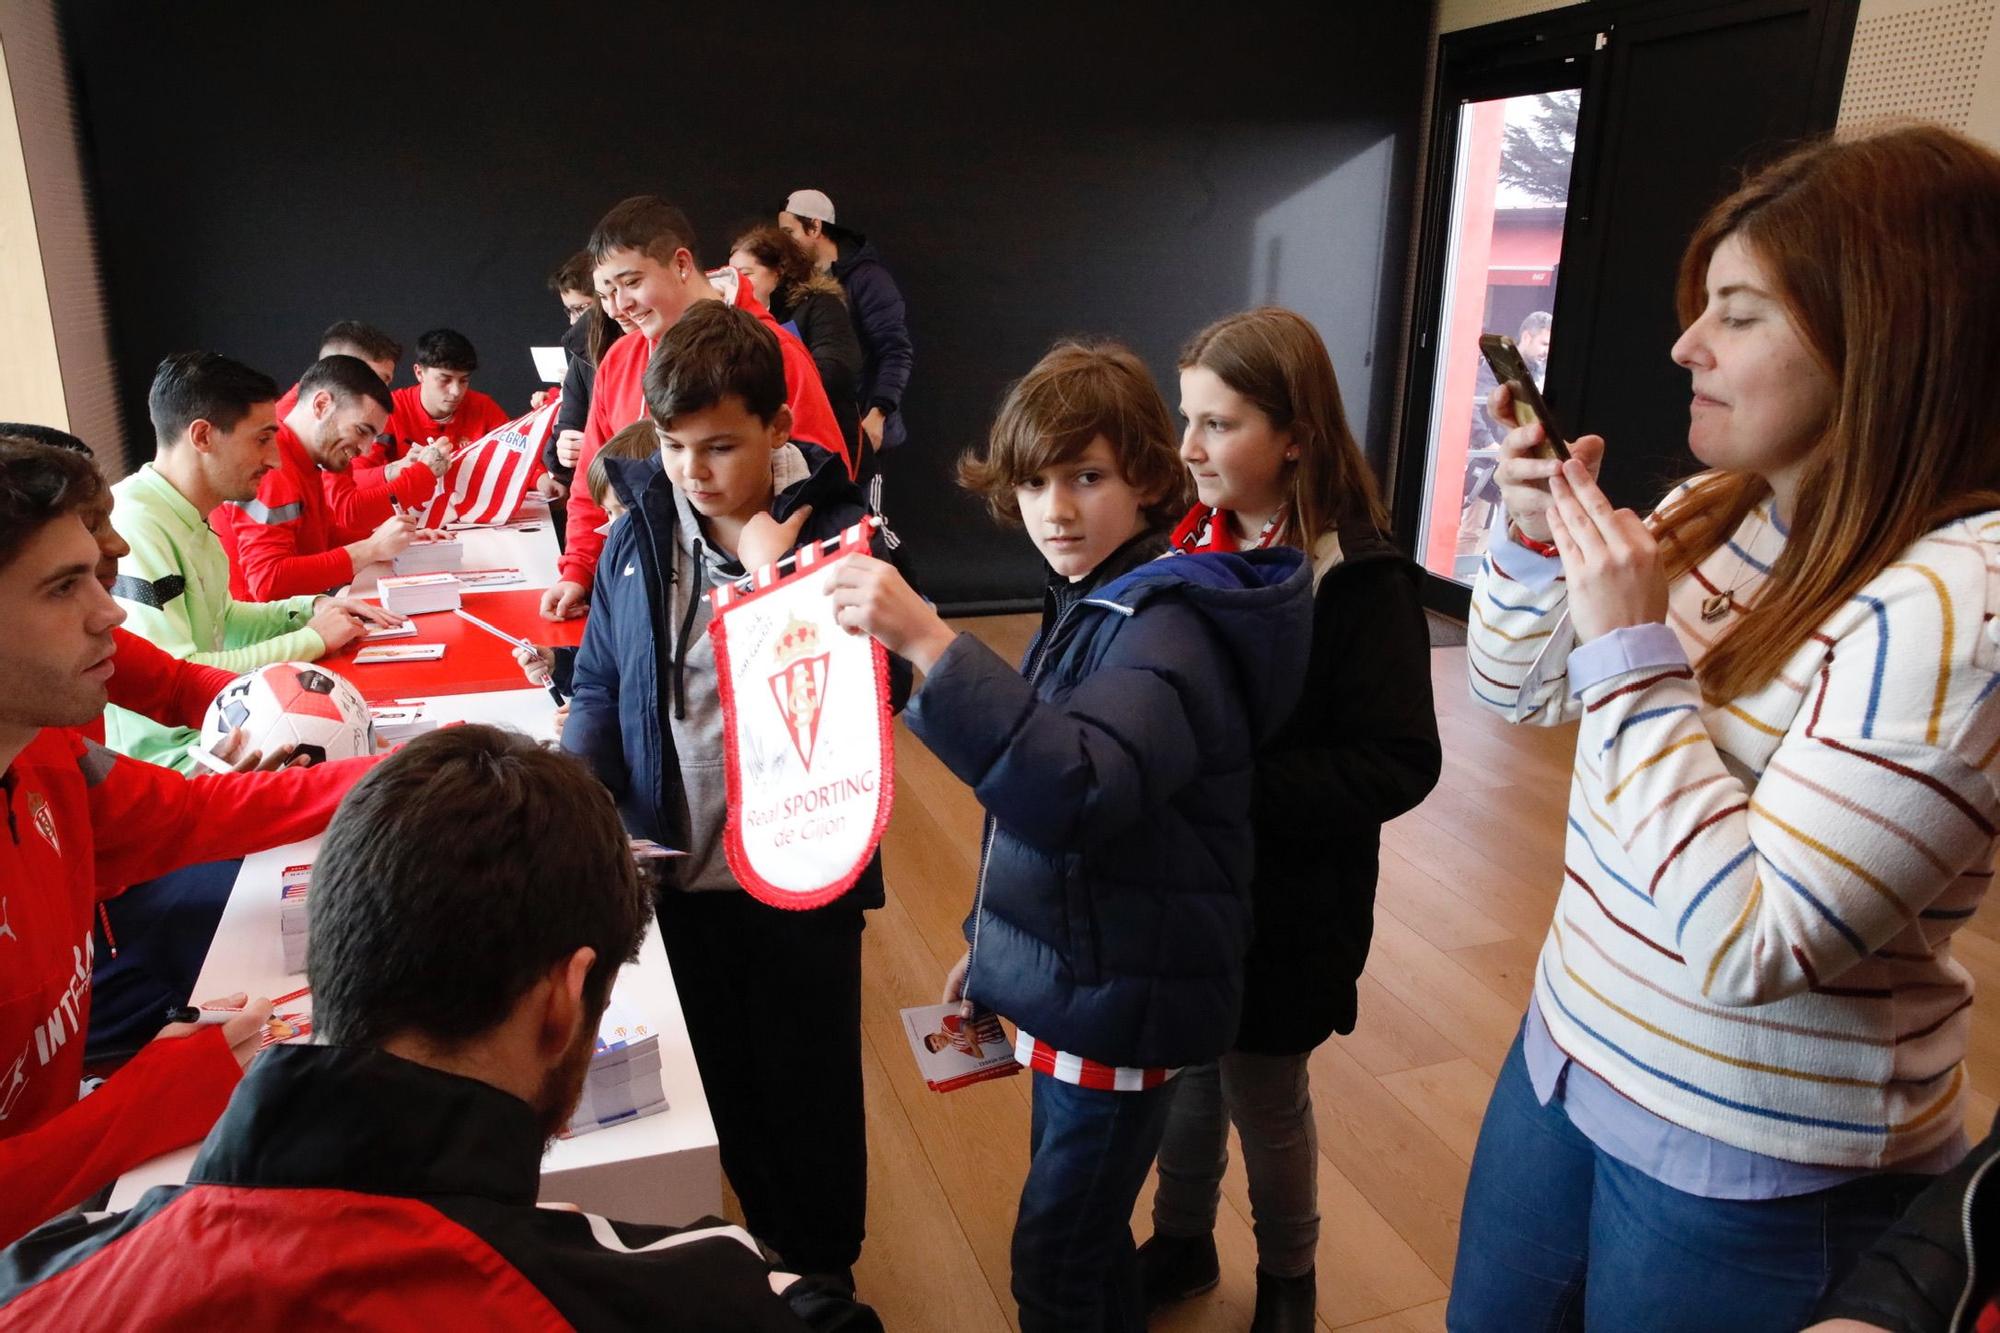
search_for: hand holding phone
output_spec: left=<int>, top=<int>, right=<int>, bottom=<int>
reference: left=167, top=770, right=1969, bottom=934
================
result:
left=1478, top=333, right=1570, bottom=462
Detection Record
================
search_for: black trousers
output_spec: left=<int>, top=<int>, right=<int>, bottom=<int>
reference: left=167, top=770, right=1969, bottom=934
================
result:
left=653, top=887, right=867, bottom=1275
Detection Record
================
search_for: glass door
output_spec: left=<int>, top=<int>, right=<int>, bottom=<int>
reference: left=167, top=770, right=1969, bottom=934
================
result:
left=1415, top=88, right=1581, bottom=583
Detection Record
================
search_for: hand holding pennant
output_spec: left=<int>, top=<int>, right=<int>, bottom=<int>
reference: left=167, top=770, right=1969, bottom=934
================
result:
left=415, top=401, right=560, bottom=529
left=708, top=519, right=895, bottom=909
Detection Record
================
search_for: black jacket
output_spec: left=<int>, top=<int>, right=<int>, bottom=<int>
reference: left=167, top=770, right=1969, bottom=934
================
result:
left=1813, top=1119, right=2000, bottom=1332
left=772, top=286, right=864, bottom=457
left=546, top=316, right=627, bottom=481
left=829, top=237, right=913, bottom=450
left=1236, top=525, right=1442, bottom=1054
left=0, top=1044, right=879, bottom=1331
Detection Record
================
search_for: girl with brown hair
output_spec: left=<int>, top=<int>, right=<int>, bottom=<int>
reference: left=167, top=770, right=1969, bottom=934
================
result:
left=730, top=223, right=864, bottom=456
left=1140, top=307, right=1442, bottom=1331
left=1453, top=123, right=2000, bottom=1331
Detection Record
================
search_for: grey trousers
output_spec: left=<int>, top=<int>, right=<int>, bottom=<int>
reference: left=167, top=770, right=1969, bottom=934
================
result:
left=1150, top=1049, right=1321, bottom=1278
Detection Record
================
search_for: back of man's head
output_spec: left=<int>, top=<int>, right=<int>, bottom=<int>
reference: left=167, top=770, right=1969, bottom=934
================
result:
left=414, top=328, right=478, bottom=374
left=0, top=422, right=89, bottom=457
left=588, top=196, right=699, bottom=269
left=0, top=436, right=101, bottom=570
left=319, top=320, right=403, bottom=368
left=296, top=354, right=394, bottom=415
left=309, top=725, right=649, bottom=1051
left=643, top=300, right=786, bottom=428
left=148, top=351, right=279, bottom=449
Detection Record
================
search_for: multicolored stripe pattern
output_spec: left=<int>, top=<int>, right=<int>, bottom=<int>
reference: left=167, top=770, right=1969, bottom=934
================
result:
left=1468, top=496, right=2000, bottom=1166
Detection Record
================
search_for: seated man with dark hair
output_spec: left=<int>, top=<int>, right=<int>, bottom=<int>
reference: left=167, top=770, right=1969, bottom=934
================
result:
left=273, top=320, right=403, bottom=418
left=212, top=354, right=418, bottom=600
left=383, top=327, right=511, bottom=455
left=0, top=725, right=881, bottom=1332
left=0, top=437, right=380, bottom=1247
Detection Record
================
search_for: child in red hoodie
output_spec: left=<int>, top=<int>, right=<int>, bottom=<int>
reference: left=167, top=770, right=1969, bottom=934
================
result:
left=538, top=195, right=849, bottom=621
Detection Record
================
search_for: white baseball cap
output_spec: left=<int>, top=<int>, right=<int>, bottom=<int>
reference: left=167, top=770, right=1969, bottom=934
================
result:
left=784, top=188, right=837, bottom=225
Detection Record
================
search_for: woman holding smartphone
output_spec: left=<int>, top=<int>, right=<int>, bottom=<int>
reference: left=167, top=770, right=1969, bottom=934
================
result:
left=1453, top=123, right=2000, bottom=1331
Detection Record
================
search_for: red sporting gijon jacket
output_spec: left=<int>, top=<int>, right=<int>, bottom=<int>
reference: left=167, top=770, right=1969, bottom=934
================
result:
left=0, top=729, right=374, bottom=1246
left=212, top=425, right=365, bottom=601
left=323, top=386, right=514, bottom=533
left=556, top=273, right=849, bottom=594
left=78, top=628, right=237, bottom=745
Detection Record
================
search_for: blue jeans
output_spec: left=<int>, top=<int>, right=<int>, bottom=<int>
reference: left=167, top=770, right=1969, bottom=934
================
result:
left=1012, top=1071, right=1175, bottom=1333
left=1448, top=1032, right=1933, bottom=1332
left=85, top=859, right=240, bottom=1064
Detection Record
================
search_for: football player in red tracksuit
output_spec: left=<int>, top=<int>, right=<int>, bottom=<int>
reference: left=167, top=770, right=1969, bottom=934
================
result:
left=213, top=356, right=417, bottom=601
left=272, top=319, right=402, bottom=420
left=0, top=439, right=376, bottom=1246
left=538, top=194, right=849, bottom=622
left=379, top=328, right=512, bottom=457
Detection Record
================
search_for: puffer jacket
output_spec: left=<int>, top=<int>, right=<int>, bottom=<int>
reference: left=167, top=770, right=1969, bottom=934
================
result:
left=904, top=532, right=1314, bottom=1069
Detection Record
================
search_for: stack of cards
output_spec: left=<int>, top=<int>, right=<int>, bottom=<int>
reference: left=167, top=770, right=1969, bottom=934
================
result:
left=279, top=863, right=312, bottom=973
left=564, top=999, right=668, bottom=1137
left=369, top=703, right=438, bottom=744
left=900, top=1003, right=1021, bottom=1093
left=363, top=621, right=418, bottom=642
left=455, top=567, right=525, bottom=588
left=378, top=573, right=461, bottom=616
left=391, top=537, right=464, bottom=575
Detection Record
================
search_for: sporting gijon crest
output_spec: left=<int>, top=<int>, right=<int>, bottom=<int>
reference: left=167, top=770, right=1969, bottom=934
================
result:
left=709, top=522, right=893, bottom=910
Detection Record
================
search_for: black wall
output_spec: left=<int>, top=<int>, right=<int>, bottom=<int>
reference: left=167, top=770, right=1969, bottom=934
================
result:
left=63, top=2, right=1429, bottom=610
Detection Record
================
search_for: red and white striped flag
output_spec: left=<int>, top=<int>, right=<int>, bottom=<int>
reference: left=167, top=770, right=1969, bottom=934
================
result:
left=415, top=401, right=556, bottom=529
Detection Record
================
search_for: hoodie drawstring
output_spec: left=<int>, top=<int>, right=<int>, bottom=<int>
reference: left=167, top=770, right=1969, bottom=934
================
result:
left=672, top=536, right=705, bottom=721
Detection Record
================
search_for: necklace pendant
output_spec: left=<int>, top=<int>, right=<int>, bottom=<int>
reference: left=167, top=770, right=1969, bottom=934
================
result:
left=1701, top=592, right=1732, bottom=623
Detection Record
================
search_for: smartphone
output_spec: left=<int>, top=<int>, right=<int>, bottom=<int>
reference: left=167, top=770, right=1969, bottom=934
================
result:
left=1478, top=333, right=1570, bottom=462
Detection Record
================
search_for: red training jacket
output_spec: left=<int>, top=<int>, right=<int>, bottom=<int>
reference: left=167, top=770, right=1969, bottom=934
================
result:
left=0, top=729, right=374, bottom=1245
left=212, top=424, right=366, bottom=601
left=557, top=274, right=848, bottom=594
left=79, top=628, right=237, bottom=745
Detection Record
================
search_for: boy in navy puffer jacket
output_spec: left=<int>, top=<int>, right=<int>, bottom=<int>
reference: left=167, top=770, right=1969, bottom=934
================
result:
left=825, top=340, right=1313, bottom=1332
left=564, top=303, right=905, bottom=1291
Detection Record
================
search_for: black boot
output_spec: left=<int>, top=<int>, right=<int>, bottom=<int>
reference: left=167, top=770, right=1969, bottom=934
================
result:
left=1136, top=1230, right=1219, bottom=1310
left=1249, top=1266, right=1316, bottom=1333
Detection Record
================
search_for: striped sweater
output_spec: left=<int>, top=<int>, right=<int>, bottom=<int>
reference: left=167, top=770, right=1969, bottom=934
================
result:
left=1468, top=490, right=2000, bottom=1167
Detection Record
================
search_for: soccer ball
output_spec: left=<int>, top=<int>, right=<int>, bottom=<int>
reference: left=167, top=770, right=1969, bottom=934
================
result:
left=200, top=662, right=374, bottom=767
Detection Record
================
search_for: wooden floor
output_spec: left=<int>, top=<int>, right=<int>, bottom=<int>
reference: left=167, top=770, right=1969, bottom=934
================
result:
left=827, top=617, right=2000, bottom=1331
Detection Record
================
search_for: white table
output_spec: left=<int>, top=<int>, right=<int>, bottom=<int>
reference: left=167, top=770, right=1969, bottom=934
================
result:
left=111, top=689, right=721, bottom=1224
left=345, top=499, right=562, bottom=596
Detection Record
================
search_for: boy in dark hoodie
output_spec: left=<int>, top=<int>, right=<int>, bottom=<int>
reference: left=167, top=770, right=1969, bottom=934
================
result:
left=563, top=302, right=903, bottom=1291
left=825, top=340, right=1314, bottom=1332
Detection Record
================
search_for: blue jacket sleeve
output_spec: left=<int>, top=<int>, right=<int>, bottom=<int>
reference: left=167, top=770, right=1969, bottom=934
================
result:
left=849, top=266, right=912, bottom=411
left=561, top=568, right=627, bottom=797
left=904, top=603, right=1232, bottom=854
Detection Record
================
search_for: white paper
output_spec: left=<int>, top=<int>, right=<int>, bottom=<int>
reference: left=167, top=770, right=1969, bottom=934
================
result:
left=531, top=346, right=568, bottom=383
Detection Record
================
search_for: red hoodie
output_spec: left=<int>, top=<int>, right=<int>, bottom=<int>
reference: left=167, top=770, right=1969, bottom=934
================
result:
left=79, top=629, right=237, bottom=745
left=556, top=272, right=848, bottom=593
left=212, top=424, right=365, bottom=601
left=0, top=728, right=374, bottom=1245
